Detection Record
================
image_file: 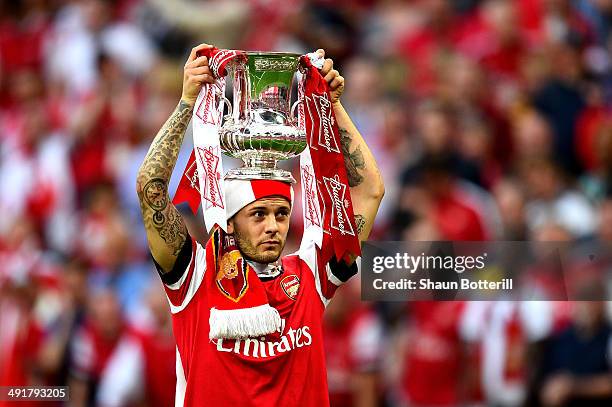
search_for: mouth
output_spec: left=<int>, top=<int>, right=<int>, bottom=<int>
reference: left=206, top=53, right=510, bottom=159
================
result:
left=260, top=240, right=281, bottom=246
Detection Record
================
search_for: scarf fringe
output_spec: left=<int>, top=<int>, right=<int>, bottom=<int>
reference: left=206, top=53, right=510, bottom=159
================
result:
left=209, top=304, right=282, bottom=340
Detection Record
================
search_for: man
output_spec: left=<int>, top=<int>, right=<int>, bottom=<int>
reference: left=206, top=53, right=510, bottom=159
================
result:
left=136, top=43, right=384, bottom=406
left=538, top=300, right=612, bottom=407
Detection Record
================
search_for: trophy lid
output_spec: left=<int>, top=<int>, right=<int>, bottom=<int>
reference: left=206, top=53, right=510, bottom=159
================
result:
left=245, top=51, right=301, bottom=57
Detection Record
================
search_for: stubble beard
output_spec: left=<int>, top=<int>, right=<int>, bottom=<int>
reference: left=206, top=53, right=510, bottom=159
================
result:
left=233, top=227, right=282, bottom=264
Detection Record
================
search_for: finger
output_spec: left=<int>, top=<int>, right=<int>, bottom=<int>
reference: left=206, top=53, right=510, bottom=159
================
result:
left=190, top=73, right=215, bottom=84
left=187, top=66, right=212, bottom=76
left=324, top=69, right=339, bottom=83
left=187, top=43, right=213, bottom=63
left=329, top=75, right=344, bottom=89
left=316, top=49, right=325, bottom=58
left=185, top=55, right=208, bottom=69
left=320, top=58, right=333, bottom=76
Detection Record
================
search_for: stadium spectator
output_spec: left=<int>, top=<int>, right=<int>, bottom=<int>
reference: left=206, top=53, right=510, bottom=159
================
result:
left=324, top=279, right=383, bottom=407
left=538, top=300, right=612, bottom=406
left=96, top=283, right=175, bottom=407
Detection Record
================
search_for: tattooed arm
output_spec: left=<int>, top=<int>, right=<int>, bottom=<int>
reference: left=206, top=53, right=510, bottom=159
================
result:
left=136, top=43, right=215, bottom=273
left=335, top=103, right=384, bottom=242
left=317, top=50, right=385, bottom=243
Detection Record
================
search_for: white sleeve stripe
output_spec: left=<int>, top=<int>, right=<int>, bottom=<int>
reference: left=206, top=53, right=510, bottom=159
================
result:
left=314, top=262, right=330, bottom=308
left=175, top=347, right=186, bottom=407
left=168, top=243, right=207, bottom=314
left=165, top=254, right=193, bottom=291
left=294, top=239, right=329, bottom=308
left=96, top=337, right=144, bottom=407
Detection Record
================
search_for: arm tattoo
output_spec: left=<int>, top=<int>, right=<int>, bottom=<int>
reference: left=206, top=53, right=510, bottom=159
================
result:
left=355, top=214, right=366, bottom=235
left=137, top=101, right=193, bottom=257
left=339, top=128, right=366, bottom=187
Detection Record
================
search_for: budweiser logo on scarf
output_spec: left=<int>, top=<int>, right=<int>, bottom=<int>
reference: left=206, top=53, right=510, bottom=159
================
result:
left=195, top=82, right=223, bottom=125
left=308, top=93, right=340, bottom=153
left=300, top=164, right=322, bottom=228
left=323, top=174, right=354, bottom=237
left=196, top=146, right=224, bottom=210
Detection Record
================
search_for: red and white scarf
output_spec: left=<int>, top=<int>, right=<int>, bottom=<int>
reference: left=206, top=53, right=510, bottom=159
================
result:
left=206, top=226, right=282, bottom=340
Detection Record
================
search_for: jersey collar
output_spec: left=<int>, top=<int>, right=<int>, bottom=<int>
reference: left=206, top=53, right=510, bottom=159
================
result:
left=246, top=260, right=283, bottom=279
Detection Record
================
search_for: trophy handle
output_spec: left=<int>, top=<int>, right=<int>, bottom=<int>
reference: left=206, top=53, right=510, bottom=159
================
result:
left=221, top=95, right=233, bottom=119
left=290, top=99, right=302, bottom=123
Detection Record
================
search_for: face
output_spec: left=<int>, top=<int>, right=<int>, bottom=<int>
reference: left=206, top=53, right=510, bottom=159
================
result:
left=573, top=301, right=606, bottom=331
left=228, top=197, right=291, bottom=263
left=89, top=290, right=122, bottom=339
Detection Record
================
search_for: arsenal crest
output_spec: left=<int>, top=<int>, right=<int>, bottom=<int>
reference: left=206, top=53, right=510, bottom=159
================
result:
left=280, top=274, right=300, bottom=300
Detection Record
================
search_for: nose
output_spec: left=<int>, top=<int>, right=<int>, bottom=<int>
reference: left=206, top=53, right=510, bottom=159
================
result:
left=263, top=214, right=279, bottom=234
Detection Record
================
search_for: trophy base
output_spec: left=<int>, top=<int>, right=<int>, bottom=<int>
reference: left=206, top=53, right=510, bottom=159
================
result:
left=224, top=167, right=296, bottom=184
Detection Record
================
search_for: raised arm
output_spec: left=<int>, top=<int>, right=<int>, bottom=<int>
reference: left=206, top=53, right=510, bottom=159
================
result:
left=334, top=102, right=384, bottom=241
left=318, top=50, right=385, bottom=243
left=136, top=43, right=215, bottom=273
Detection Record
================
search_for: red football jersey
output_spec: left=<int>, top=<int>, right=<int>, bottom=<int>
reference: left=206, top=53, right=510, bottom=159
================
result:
left=402, top=302, right=466, bottom=406
left=155, top=234, right=357, bottom=407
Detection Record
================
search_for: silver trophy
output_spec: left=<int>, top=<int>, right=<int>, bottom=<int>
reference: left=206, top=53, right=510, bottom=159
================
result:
left=219, top=52, right=307, bottom=183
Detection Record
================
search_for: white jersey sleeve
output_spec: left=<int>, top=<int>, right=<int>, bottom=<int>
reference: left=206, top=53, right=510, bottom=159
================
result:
left=152, top=235, right=207, bottom=314
left=295, top=232, right=359, bottom=307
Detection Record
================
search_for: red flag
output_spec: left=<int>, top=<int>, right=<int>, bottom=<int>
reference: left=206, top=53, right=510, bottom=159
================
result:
left=172, top=151, right=200, bottom=214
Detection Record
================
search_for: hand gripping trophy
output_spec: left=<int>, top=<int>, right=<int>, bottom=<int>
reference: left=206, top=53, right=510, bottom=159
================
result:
left=136, top=43, right=384, bottom=407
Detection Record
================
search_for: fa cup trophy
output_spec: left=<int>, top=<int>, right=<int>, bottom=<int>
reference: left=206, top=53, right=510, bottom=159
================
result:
left=219, top=52, right=307, bottom=183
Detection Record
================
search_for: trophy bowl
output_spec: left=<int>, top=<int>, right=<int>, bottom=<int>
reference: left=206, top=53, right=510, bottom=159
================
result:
left=219, top=51, right=307, bottom=183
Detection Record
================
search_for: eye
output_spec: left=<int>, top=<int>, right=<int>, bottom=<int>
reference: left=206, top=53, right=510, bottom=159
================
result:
left=276, top=209, right=290, bottom=219
left=252, top=210, right=265, bottom=218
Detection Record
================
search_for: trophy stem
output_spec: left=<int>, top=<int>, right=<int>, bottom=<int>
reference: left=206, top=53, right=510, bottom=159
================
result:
left=243, top=156, right=277, bottom=169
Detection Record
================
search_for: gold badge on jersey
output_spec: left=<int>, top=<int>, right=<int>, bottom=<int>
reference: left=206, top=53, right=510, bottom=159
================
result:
left=280, top=274, right=300, bottom=300
left=212, top=228, right=249, bottom=302
left=215, top=244, right=249, bottom=302
left=218, top=250, right=242, bottom=280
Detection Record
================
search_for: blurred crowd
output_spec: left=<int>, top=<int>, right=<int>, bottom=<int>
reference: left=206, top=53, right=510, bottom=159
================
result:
left=0, top=0, right=611, bottom=406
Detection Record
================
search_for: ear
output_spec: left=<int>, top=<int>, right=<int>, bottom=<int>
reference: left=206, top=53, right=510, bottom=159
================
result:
left=227, top=219, right=234, bottom=234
